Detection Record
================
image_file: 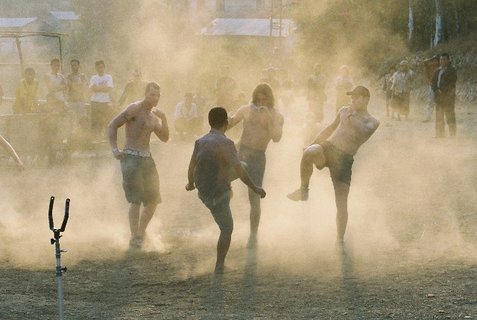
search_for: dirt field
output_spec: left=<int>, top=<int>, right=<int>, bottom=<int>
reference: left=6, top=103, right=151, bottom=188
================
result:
left=0, top=94, right=476, bottom=319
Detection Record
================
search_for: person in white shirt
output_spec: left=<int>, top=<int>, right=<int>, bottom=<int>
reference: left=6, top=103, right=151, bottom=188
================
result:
left=89, top=60, right=114, bottom=139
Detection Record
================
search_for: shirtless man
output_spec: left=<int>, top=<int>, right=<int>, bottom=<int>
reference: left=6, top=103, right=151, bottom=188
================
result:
left=108, top=82, right=169, bottom=249
left=228, top=83, right=284, bottom=248
left=287, top=86, right=379, bottom=244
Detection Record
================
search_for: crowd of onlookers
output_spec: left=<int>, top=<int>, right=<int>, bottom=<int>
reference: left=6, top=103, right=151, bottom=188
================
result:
left=0, top=52, right=458, bottom=167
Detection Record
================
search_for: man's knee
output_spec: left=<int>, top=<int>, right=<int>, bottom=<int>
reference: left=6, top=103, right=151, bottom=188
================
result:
left=303, top=144, right=325, bottom=169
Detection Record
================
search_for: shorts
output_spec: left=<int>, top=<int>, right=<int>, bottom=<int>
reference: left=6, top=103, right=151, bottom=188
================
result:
left=238, top=144, right=266, bottom=187
left=199, top=190, right=233, bottom=233
left=120, top=154, right=161, bottom=205
left=321, top=141, right=354, bottom=185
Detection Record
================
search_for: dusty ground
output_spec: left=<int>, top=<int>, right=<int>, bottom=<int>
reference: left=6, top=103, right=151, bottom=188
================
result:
left=0, top=94, right=476, bottom=319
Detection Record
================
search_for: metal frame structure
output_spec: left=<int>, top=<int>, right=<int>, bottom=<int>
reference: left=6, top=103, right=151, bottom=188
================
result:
left=0, top=30, right=66, bottom=72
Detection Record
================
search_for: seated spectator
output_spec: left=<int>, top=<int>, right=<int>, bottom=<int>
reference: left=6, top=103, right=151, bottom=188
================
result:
left=174, top=92, right=200, bottom=140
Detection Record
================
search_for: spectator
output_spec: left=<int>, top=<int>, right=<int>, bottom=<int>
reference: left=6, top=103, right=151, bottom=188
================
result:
left=13, top=68, right=38, bottom=114
left=422, top=55, right=440, bottom=122
left=334, top=65, right=354, bottom=113
left=118, top=68, right=147, bottom=107
left=66, top=59, right=88, bottom=122
left=89, top=60, right=114, bottom=140
left=390, top=60, right=415, bottom=120
left=431, top=53, right=457, bottom=138
left=44, top=58, right=67, bottom=112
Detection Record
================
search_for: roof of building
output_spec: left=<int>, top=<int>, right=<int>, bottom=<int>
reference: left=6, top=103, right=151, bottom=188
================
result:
left=50, top=11, right=80, bottom=21
left=0, top=17, right=37, bottom=29
left=201, top=18, right=293, bottom=37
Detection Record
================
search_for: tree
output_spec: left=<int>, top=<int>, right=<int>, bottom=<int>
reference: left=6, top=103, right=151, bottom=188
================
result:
left=433, top=0, right=444, bottom=46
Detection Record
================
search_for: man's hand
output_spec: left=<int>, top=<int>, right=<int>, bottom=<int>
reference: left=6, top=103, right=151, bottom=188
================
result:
left=185, top=182, right=195, bottom=191
left=253, top=186, right=266, bottom=198
left=112, top=148, right=123, bottom=160
left=152, top=109, right=167, bottom=121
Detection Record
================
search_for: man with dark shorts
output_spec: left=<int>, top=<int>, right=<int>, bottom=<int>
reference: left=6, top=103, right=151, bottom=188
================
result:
left=108, top=82, right=169, bottom=249
left=227, top=83, right=284, bottom=248
left=186, top=107, right=265, bottom=274
left=287, top=86, right=379, bottom=245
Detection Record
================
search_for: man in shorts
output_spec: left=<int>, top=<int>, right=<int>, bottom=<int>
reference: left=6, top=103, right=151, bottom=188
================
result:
left=108, top=82, right=169, bottom=249
left=227, top=83, right=284, bottom=248
left=186, top=107, right=266, bottom=274
left=287, top=86, right=379, bottom=245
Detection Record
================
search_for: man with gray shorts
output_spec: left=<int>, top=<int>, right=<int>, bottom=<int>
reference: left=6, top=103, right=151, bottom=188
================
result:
left=186, top=107, right=265, bottom=274
left=288, top=86, right=379, bottom=245
left=108, top=82, right=169, bottom=249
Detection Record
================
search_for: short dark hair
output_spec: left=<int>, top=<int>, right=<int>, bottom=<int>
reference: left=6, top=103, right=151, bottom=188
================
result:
left=208, top=107, right=228, bottom=129
left=50, top=58, right=60, bottom=65
left=95, top=60, right=105, bottom=67
left=440, top=53, right=450, bottom=59
left=252, top=83, right=275, bottom=108
left=24, top=67, right=35, bottom=76
left=145, top=82, right=160, bottom=94
left=70, top=59, right=80, bottom=64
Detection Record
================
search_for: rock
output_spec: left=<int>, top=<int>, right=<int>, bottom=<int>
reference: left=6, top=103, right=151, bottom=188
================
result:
left=427, top=294, right=435, bottom=298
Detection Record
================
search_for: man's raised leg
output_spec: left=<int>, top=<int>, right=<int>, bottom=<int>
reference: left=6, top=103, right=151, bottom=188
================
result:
left=288, top=144, right=326, bottom=201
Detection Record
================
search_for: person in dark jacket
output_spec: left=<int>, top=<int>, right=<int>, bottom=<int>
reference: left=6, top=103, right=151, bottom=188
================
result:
left=431, top=53, right=457, bottom=137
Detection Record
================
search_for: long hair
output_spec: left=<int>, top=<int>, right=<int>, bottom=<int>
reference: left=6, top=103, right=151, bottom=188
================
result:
left=252, top=83, right=275, bottom=108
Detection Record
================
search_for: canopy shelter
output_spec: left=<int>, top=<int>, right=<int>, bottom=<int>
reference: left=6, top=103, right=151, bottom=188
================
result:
left=0, top=30, right=66, bottom=73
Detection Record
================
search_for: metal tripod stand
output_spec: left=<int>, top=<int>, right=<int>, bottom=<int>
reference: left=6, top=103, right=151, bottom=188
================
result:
left=48, top=196, right=70, bottom=320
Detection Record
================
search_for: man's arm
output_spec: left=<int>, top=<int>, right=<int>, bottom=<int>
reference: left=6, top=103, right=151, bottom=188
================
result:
left=108, top=108, right=131, bottom=159
left=267, top=109, right=284, bottom=142
left=185, top=143, right=198, bottom=191
left=312, top=112, right=341, bottom=145
left=153, top=109, right=169, bottom=142
left=235, top=162, right=266, bottom=198
left=431, top=69, right=439, bottom=93
left=227, top=105, right=247, bottom=130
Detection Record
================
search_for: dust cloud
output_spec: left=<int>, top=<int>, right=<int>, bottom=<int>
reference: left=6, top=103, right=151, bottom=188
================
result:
left=0, top=1, right=475, bottom=280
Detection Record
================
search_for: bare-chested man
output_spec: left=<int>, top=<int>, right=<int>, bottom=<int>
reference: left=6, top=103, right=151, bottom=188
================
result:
left=108, top=82, right=169, bottom=249
left=228, top=83, right=284, bottom=248
left=287, top=86, right=379, bottom=245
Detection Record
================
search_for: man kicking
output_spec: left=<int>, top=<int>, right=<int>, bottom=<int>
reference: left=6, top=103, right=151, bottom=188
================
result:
left=186, top=107, right=266, bottom=274
left=287, top=86, right=379, bottom=244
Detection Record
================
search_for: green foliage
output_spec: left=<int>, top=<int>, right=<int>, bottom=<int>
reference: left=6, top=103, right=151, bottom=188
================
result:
left=291, top=0, right=477, bottom=71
